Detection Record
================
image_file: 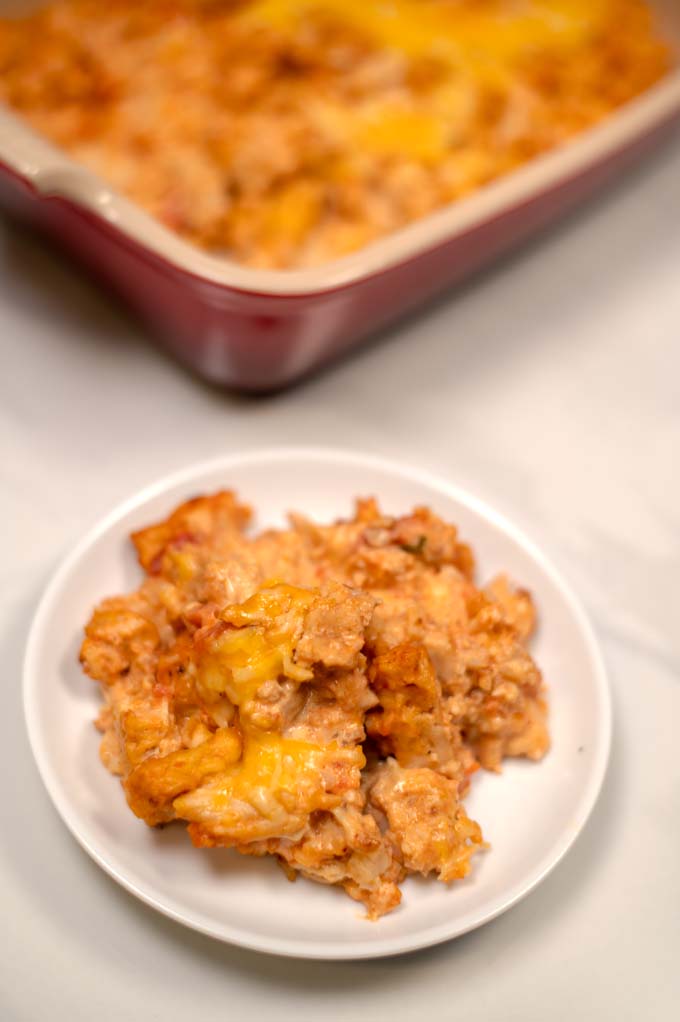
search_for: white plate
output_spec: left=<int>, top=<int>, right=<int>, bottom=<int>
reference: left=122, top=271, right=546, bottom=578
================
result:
left=23, top=448, right=610, bottom=960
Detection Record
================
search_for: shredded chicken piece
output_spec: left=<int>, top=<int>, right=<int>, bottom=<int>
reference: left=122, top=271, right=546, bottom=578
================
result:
left=368, top=759, right=485, bottom=882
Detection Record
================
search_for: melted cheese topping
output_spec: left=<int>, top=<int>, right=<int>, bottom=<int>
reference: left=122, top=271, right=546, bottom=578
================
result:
left=198, top=582, right=316, bottom=705
left=243, top=0, right=606, bottom=63
left=191, top=582, right=343, bottom=817
left=180, top=733, right=346, bottom=821
left=240, top=0, right=614, bottom=164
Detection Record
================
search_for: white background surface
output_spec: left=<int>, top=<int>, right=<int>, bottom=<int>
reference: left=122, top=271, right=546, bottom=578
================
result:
left=2, top=130, right=679, bottom=1019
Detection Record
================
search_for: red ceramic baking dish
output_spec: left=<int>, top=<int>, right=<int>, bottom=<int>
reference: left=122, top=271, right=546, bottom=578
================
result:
left=1, top=2, right=679, bottom=391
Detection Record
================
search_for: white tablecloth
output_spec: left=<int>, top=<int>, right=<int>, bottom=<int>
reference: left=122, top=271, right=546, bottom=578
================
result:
left=2, top=131, right=679, bottom=1021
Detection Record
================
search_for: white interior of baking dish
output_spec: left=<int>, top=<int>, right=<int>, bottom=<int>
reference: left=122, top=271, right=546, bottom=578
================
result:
left=0, top=0, right=679, bottom=295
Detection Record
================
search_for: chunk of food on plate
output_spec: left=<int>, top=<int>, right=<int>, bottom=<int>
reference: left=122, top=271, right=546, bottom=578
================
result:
left=81, top=491, right=549, bottom=917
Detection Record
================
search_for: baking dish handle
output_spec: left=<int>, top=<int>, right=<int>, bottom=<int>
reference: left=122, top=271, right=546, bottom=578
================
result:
left=0, top=108, right=115, bottom=213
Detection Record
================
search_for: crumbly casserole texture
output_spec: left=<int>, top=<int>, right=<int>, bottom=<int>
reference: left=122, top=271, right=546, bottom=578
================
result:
left=0, top=1, right=670, bottom=268
left=80, top=492, right=549, bottom=917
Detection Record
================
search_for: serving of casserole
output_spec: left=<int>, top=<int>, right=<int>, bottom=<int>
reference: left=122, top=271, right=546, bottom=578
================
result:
left=0, top=0, right=678, bottom=387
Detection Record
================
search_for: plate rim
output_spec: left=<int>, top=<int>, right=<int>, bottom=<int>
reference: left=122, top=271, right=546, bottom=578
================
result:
left=22, top=446, right=612, bottom=960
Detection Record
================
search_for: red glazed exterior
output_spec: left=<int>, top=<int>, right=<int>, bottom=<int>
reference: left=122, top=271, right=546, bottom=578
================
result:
left=1, top=99, right=679, bottom=391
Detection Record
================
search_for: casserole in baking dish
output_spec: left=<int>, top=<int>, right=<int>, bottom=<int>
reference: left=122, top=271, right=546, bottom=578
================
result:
left=0, top=1, right=679, bottom=389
